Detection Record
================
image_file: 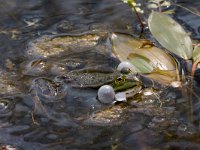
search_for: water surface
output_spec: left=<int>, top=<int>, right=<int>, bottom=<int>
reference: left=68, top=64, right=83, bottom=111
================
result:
left=0, top=0, right=200, bottom=149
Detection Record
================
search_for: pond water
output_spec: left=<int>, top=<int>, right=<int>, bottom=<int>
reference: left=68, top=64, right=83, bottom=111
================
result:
left=0, top=0, right=200, bottom=149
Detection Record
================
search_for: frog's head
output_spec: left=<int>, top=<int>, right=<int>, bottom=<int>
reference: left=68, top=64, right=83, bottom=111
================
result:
left=111, top=73, right=141, bottom=92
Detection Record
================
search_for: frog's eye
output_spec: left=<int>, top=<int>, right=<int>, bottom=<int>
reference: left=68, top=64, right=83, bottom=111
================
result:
left=117, top=77, right=123, bottom=82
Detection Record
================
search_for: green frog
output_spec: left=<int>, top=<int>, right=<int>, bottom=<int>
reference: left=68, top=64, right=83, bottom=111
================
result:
left=52, top=68, right=148, bottom=104
left=55, top=68, right=142, bottom=91
left=30, top=67, right=161, bottom=126
left=68, top=69, right=162, bottom=126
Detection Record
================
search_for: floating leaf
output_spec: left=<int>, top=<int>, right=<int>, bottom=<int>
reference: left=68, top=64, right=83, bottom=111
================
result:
left=127, top=53, right=154, bottom=73
left=111, top=32, right=179, bottom=84
left=111, top=33, right=140, bottom=61
left=148, top=11, right=193, bottom=60
left=111, top=33, right=177, bottom=71
left=193, top=45, right=200, bottom=63
left=145, top=70, right=179, bottom=85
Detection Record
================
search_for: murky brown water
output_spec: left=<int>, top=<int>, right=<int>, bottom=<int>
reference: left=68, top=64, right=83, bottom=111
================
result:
left=0, top=0, right=200, bottom=149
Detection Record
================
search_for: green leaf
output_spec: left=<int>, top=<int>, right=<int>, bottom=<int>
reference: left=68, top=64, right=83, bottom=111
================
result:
left=111, top=32, right=179, bottom=84
left=111, top=33, right=177, bottom=71
left=127, top=53, right=154, bottom=73
left=148, top=11, right=193, bottom=60
left=193, top=45, right=200, bottom=63
left=111, top=33, right=140, bottom=61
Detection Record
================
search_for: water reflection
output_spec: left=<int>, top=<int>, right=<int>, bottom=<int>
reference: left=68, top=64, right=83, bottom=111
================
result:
left=0, top=0, right=199, bottom=149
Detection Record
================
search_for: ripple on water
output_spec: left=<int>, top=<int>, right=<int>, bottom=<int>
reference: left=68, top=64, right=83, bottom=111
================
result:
left=0, top=97, right=16, bottom=117
left=0, top=0, right=200, bottom=149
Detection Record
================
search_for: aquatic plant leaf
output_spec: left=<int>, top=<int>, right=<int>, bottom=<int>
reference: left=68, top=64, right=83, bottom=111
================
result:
left=148, top=11, right=193, bottom=59
left=127, top=53, right=154, bottom=73
left=111, top=33, right=177, bottom=71
left=111, top=33, right=140, bottom=61
left=111, top=33, right=179, bottom=83
left=193, top=45, right=200, bottom=63
left=145, top=70, right=178, bottom=85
